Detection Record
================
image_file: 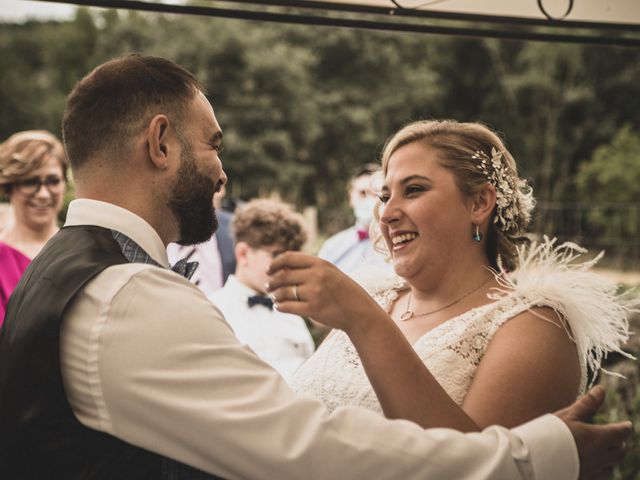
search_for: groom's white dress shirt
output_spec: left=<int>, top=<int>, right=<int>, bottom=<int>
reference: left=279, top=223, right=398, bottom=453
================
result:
left=60, top=198, right=579, bottom=480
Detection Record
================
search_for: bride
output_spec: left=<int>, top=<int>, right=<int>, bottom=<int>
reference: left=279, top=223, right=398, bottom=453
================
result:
left=266, top=120, right=634, bottom=431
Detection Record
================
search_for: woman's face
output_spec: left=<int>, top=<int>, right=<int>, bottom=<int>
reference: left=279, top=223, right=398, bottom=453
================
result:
left=9, top=156, right=66, bottom=231
left=378, top=141, right=472, bottom=283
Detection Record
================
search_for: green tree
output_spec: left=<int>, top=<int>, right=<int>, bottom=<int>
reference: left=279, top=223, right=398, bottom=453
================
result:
left=1, top=9, right=639, bottom=240
left=575, top=126, right=640, bottom=250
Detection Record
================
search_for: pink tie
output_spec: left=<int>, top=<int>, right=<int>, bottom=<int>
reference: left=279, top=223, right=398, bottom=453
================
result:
left=357, top=229, right=369, bottom=241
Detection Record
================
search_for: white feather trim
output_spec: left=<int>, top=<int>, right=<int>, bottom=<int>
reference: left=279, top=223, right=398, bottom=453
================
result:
left=491, top=236, right=637, bottom=387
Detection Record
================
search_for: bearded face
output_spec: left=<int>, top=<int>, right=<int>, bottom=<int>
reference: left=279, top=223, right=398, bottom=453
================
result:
left=168, top=138, right=220, bottom=246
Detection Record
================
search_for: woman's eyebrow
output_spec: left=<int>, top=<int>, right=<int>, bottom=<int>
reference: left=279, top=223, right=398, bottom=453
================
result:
left=382, top=174, right=431, bottom=191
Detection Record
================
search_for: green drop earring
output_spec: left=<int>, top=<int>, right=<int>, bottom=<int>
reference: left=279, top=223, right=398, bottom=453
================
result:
left=472, top=224, right=483, bottom=242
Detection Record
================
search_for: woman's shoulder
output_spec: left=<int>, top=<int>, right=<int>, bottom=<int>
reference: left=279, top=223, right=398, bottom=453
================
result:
left=0, top=241, right=31, bottom=300
left=489, top=237, right=637, bottom=387
left=487, top=305, right=570, bottom=351
left=0, top=240, right=31, bottom=266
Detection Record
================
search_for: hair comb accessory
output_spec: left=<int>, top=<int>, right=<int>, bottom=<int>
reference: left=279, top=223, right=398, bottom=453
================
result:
left=472, top=147, right=531, bottom=235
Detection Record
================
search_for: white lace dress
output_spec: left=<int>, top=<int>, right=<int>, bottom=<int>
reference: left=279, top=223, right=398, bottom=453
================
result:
left=291, top=239, right=635, bottom=414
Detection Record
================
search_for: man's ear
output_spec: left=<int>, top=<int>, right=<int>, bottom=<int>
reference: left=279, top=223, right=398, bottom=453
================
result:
left=235, top=241, right=250, bottom=266
left=147, top=114, right=171, bottom=170
left=470, top=184, right=497, bottom=225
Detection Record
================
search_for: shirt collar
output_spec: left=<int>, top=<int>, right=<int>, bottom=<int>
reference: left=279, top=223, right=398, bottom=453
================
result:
left=64, top=199, right=171, bottom=268
left=223, top=274, right=263, bottom=297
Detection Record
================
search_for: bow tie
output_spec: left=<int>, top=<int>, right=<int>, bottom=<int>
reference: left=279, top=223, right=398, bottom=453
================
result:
left=357, top=229, right=369, bottom=241
left=248, top=295, right=274, bottom=310
left=171, top=258, right=199, bottom=280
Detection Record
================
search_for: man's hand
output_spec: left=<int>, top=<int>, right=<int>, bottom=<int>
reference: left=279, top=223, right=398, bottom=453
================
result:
left=555, top=385, right=633, bottom=480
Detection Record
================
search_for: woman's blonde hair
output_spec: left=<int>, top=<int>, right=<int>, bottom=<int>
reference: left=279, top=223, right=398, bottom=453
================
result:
left=0, top=130, right=68, bottom=198
left=376, top=120, right=535, bottom=271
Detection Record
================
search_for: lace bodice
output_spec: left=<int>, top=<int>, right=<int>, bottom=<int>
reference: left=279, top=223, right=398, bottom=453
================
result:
left=291, top=239, right=636, bottom=414
left=291, top=284, right=543, bottom=413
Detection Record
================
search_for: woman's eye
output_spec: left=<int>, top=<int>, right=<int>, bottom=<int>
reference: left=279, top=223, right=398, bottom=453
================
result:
left=45, top=176, right=62, bottom=186
left=377, top=194, right=390, bottom=204
left=406, top=185, right=425, bottom=195
left=22, top=178, right=40, bottom=188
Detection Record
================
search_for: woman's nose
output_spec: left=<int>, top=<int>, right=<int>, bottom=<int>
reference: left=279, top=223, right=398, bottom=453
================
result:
left=379, top=197, right=401, bottom=226
left=33, top=183, right=53, bottom=199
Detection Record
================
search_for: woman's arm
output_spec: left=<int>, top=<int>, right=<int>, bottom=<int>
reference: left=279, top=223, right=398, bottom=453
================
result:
left=267, top=252, right=479, bottom=432
left=462, top=306, right=581, bottom=428
left=347, top=308, right=480, bottom=431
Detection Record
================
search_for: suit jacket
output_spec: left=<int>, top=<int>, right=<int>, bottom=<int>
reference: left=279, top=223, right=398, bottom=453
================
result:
left=215, top=209, right=235, bottom=283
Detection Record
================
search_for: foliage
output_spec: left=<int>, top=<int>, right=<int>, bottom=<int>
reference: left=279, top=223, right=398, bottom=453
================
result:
left=576, top=126, right=640, bottom=211
left=596, top=384, right=640, bottom=480
left=574, top=126, right=640, bottom=262
left=0, top=9, right=638, bottom=241
left=596, top=302, right=640, bottom=480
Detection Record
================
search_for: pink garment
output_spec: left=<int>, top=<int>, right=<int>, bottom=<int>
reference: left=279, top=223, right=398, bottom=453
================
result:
left=0, top=241, right=31, bottom=326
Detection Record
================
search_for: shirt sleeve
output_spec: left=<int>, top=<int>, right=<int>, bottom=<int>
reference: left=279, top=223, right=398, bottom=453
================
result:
left=512, top=414, right=580, bottom=480
left=66, top=266, right=579, bottom=480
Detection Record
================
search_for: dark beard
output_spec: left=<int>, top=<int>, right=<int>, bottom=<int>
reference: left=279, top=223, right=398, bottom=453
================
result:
left=169, top=141, right=219, bottom=246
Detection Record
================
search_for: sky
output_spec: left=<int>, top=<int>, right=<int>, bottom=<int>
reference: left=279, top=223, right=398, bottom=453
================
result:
left=0, top=0, right=75, bottom=22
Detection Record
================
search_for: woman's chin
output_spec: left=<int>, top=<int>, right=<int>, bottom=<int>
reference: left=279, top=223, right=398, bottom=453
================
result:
left=26, top=214, right=57, bottom=230
left=391, top=260, right=414, bottom=280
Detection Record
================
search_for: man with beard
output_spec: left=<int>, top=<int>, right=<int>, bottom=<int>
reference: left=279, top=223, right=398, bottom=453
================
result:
left=0, top=54, right=632, bottom=479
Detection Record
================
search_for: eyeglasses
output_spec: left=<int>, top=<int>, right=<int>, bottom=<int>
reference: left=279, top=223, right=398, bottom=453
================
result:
left=12, top=176, right=65, bottom=196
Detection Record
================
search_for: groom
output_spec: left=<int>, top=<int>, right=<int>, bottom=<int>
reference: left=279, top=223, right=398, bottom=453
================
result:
left=0, top=54, right=631, bottom=479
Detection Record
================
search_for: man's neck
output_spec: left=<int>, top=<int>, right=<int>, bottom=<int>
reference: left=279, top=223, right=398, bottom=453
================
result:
left=234, top=269, right=264, bottom=295
left=75, top=189, right=177, bottom=247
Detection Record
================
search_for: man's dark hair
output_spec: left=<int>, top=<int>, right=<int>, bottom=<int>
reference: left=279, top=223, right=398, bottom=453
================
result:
left=62, top=54, right=203, bottom=171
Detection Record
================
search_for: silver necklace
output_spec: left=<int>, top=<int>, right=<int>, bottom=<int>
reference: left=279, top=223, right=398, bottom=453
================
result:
left=400, top=277, right=492, bottom=322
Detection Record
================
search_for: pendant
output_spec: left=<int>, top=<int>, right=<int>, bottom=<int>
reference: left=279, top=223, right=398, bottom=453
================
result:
left=400, top=310, right=414, bottom=321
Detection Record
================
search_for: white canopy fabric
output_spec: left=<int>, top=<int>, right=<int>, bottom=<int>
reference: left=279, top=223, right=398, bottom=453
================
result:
left=317, top=0, right=640, bottom=25
left=24, top=0, right=640, bottom=46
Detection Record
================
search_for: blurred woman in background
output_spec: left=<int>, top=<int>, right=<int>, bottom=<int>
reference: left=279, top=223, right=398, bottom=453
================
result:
left=0, top=130, right=68, bottom=324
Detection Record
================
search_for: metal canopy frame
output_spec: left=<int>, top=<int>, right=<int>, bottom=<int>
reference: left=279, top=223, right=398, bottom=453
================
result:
left=36, top=0, right=640, bottom=47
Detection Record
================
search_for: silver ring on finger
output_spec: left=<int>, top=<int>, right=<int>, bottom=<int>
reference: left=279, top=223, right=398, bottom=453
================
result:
left=293, top=285, right=300, bottom=302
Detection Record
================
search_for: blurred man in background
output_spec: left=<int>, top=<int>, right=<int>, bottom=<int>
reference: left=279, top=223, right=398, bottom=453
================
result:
left=318, top=164, right=389, bottom=275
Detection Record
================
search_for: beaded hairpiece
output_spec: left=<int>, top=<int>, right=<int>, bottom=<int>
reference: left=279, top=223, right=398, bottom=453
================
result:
left=472, top=147, right=527, bottom=234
